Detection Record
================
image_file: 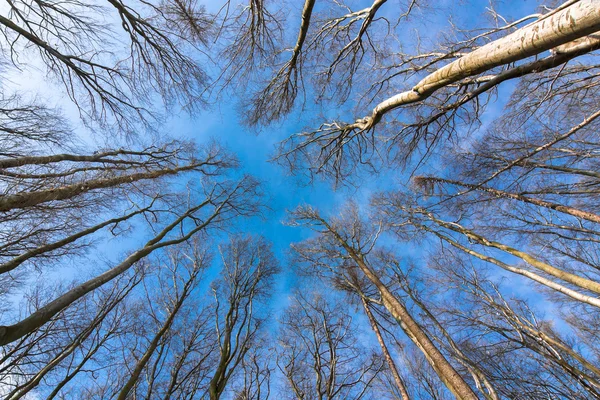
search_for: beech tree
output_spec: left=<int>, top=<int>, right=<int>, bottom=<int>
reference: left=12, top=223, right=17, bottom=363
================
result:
left=423, top=250, right=600, bottom=399
left=0, top=0, right=269, bottom=396
left=207, top=235, right=279, bottom=400
left=114, top=243, right=210, bottom=400
left=290, top=228, right=411, bottom=399
left=0, top=270, right=142, bottom=398
left=0, top=0, right=264, bottom=362
left=269, top=0, right=600, bottom=182
left=0, top=165, right=263, bottom=344
left=276, top=291, right=383, bottom=400
left=273, top=1, right=600, bottom=397
left=0, top=0, right=212, bottom=129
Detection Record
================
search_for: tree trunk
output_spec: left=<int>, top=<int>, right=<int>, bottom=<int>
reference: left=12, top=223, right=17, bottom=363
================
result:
left=0, top=206, right=151, bottom=274
left=422, top=225, right=600, bottom=308
left=0, top=163, right=201, bottom=212
left=0, top=199, right=217, bottom=345
left=422, top=176, right=600, bottom=224
left=427, top=214, right=600, bottom=295
left=400, top=281, right=499, bottom=400
left=116, top=269, right=198, bottom=400
left=360, top=295, right=411, bottom=400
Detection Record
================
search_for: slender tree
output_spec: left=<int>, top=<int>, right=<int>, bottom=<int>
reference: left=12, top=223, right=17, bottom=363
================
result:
left=207, top=235, right=279, bottom=400
left=277, top=291, right=384, bottom=400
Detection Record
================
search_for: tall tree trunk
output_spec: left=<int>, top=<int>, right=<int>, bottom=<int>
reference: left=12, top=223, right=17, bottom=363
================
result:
left=208, top=326, right=233, bottom=400
left=116, top=268, right=198, bottom=400
left=289, top=0, right=316, bottom=69
left=497, top=159, right=600, bottom=180
left=6, top=280, right=136, bottom=400
left=359, top=295, right=411, bottom=400
left=400, top=281, right=499, bottom=400
left=0, top=163, right=202, bottom=212
left=0, top=198, right=218, bottom=345
left=420, top=224, right=600, bottom=308
left=0, top=149, right=149, bottom=169
left=426, top=213, right=600, bottom=295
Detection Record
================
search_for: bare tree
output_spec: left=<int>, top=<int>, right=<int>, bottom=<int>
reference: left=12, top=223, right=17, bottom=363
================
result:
left=268, top=1, right=600, bottom=182
left=246, top=0, right=316, bottom=126
left=0, top=269, right=141, bottom=398
left=0, top=171, right=263, bottom=346
left=430, top=252, right=600, bottom=399
left=4, top=0, right=600, bottom=398
left=231, top=342, right=274, bottom=400
left=115, top=242, right=210, bottom=400
left=28, top=243, right=217, bottom=399
left=277, top=290, right=383, bottom=400
left=214, top=0, right=283, bottom=96
left=1, top=0, right=214, bottom=129
left=291, top=244, right=411, bottom=399
left=375, top=194, right=600, bottom=307
left=357, top=286, right=411, bottom=400
left=289, top=203, right=478, bottom=399
left=206, top=235, right=279, bottom=400
left=0, top=140, right=234, bottom=282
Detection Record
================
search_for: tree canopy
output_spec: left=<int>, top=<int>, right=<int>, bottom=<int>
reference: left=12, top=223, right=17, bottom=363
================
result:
left=1, top=0, right=600, bottom=398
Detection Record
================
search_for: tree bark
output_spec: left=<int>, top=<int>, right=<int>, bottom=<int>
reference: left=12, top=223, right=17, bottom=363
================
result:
left=0, top=149, right=148, bottom=169
left=289, top=0, right=316, bottom=69
left=400, top=280, right=499, bottom=400
left=0, top=163, right=202, bottom=212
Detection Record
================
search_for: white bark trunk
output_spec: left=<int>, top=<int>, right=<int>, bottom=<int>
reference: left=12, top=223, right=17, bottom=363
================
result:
left=354, top=0, right=600, bottom=129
